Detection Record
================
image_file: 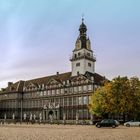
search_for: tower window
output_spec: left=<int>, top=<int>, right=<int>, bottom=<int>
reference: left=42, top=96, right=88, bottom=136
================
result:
left=76, top=63, right=80, bottom=67
left=87, top=53, right=90, bottom=57
left=88, top=63, right=91, bottom=67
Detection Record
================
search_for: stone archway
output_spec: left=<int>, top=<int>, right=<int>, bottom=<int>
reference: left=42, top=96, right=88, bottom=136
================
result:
left=48, top=110, right=53, bottom=117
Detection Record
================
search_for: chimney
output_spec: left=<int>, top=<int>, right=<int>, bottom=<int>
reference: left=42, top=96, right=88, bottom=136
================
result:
left=8, top=82, right=13, bottom=87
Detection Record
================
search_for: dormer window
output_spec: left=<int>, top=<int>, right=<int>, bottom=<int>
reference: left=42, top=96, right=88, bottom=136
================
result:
left=42, top=84, right=44, bottom=89
left=38, top=85, right=41, bottom=89
left=63, top=81, right=65, bottom=85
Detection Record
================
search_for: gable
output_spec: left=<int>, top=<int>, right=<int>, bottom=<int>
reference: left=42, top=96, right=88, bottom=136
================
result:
left=47, top=78, right=62, bottom=86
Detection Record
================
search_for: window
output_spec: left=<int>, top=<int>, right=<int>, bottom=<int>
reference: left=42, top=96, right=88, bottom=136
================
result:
left=69, top=97, right=72, bottom=106
left=56, top=89, right=59, bottom=94
left=74, top=87, right=77, bottom=92
left=60, top=98, right=63, bottom=106
left=52, top=90, right=55, bottom=95
left=76, top=63, right=80, bottom=67
left=69, top=87, right=73, bottom=93
left=88, top=63, right=91, bottom=67
left=83, top=109, right=88, bottom=119
left=73, top=97, right=76, bottom=105
left=40, top=91, right=43, bottom=96
left=78, top=52, right=81, bottom=56
left=48, top=90, right=51, bottom=95
left=78, top=109, right=83, bottom=119
left=64, top=88, right=68, bottom=94
left=83, top=96, right=88, bottom=105
left=78, top=86, right=82, bottom=92
left=61, top=89, right=64, bottom=94
left=88, top=85, right=92, bottom=91
left=44, top=91, right=47, bottom=96
left=64, top=98, right=67, bottom=106
left=87, top=53, right=90, bottom=57
left=78, top=97, right=83, bottom=105
left=83, top=85, right=87, bottom=91
left=55, top=98, right=59, bottom=104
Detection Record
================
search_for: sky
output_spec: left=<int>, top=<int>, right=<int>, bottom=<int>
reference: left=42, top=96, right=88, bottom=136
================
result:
left=0, top=0, right=140, bottom=88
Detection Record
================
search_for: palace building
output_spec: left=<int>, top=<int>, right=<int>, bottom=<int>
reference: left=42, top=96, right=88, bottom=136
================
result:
left=0, top=19, right=105, bottom=123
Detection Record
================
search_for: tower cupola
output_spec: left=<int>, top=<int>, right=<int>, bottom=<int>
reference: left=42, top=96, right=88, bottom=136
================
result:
left=79, top=18, right=87, bottom=35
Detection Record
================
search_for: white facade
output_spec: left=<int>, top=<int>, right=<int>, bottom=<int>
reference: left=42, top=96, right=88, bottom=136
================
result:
left=71, top=49, right=96, bottom=76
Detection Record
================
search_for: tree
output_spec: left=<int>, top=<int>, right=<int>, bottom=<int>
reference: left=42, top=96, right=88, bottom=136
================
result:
left=111, top=76, right=131, bottom=121
left=89, top=76, right=140, bottom=121
left=129, top=77, right=140, bottom=120
left=89, top=82, right=115, bottom=118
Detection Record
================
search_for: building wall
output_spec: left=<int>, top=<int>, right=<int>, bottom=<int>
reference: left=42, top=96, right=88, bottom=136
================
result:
left=71, top=48, right=95, bottom=76
left=0, top=83, right=95, bottom=122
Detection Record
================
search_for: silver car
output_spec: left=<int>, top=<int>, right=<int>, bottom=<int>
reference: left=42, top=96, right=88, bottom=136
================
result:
left=124, top=120, right=140, bottom=127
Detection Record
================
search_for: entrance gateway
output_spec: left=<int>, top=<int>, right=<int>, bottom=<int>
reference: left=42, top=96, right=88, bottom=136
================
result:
left=43, top=102, right=60, bottom=121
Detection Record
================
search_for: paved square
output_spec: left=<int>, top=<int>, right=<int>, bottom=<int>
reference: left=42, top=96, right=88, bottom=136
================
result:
left=0, top=124, right=140, bottom=140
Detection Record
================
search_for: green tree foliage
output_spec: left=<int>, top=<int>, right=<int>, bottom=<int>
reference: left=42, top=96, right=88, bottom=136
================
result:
left=129, top=77, right=140, bottom=120
left=89, top=76, right=140, bottom=120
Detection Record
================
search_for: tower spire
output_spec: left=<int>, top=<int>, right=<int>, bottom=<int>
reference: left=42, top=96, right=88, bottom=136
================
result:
left=82, top=14, right=84, bottom=23
left=79, top=16, right=87, bottom=49
left=70, top=19, right=96, bottom=76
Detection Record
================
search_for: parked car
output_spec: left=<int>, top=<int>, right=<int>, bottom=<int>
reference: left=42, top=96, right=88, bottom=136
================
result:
left=124, top=120, right=140, bottom=127
left=95, top=119, right=119, bottom=128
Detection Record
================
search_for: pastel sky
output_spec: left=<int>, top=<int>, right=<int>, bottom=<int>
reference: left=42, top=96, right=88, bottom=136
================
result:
left=0, top=0, right=140, bottom=88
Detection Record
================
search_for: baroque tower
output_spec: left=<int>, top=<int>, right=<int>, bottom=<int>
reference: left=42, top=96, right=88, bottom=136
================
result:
left=71, top=19, right=96, bottom=76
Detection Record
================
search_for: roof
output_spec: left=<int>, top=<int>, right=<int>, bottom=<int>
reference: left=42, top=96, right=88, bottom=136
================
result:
left=0, top=80, right=25, bottom=93
left=0, top=72, right=105, bottom=93
left=24, top=72, right=72, bottom=87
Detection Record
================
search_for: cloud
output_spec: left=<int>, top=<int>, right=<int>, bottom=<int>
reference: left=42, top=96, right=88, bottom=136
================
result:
left=0, top=0, right=140, bottom=88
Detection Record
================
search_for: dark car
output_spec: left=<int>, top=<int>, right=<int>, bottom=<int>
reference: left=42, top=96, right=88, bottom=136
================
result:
left=95, top=119, right=119, bottom=128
